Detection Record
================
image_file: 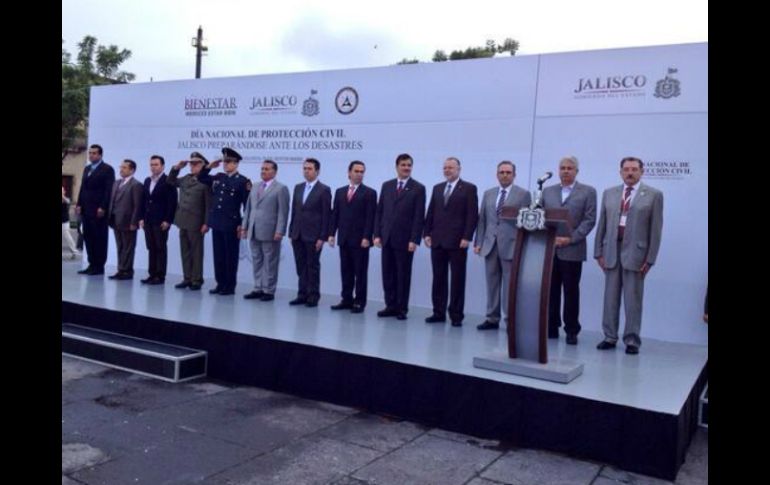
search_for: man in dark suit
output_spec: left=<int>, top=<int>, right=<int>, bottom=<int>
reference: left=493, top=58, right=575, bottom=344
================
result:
left=198, top=147, right=251, bottom=296
left=139, top=155, right=178, bottom=285
left=289, top=158, right=332, bottom=307
left=107, top=159, right=144, bottom=280
left=328, top=161, right=377, bottom=313
left=168, top=152, right=211, bottom=290
left=76, top=144, right=115, bottom=275
left=542, top=156, right=597, bottom=345
left=423, top=157, right=478, bottom=326
left=373, top=153, right=426, bottom=321
left=594, top=156, right=663, bottom=355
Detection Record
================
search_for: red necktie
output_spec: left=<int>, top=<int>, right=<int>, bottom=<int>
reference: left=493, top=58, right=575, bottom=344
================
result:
left=347, top=185, right=355, bottom=202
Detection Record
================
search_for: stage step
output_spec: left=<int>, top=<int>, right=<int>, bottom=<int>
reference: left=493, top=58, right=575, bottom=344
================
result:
left=698, top=383, right=708, bottom=428
left=62, top=323, right=207, bottom=383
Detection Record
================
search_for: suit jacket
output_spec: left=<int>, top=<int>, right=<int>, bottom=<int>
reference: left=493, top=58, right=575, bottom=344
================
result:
left=167, top=167, right=211, bottom=231
left=141, top=173, right=178, bottom=225
left=475, top=184, right=531, bottom=260
left=243, top=179, right=290, bottom=241
left=77, top=161, right=115, bottom=218
left=594, top=182, right=663, bottom=271
left=108, top=178, right=143, bottom=230
left=289, top=181, right=332, bottom=242
left=423, top=179, right=478, bottom=249
left=329, top=184, right=377, bottom=247
left=542, top=181, right=597, bottom=261
left=373, top=178, right=426, bottom=249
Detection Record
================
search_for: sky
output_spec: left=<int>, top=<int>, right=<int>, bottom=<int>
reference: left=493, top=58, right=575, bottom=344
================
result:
left=62, top=0, right=707, bottom=83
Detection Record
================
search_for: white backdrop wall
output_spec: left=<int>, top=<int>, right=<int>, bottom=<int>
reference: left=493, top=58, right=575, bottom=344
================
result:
left=87, top=42, right=707, bottom=344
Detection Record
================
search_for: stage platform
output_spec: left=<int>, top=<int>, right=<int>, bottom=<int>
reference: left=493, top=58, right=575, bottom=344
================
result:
left=61, top=262, right=707, bottom=480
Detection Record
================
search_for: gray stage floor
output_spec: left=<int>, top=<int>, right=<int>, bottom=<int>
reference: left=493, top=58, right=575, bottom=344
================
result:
left=62, top=262, right=707, bottom=415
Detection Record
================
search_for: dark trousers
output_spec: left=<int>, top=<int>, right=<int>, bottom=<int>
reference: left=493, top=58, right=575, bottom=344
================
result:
left=339, top=243, right=369, bottom=306
left=381, top=243, right=414, bottom=314
left=114, top=228, right=137, bottom=275
left=548, top=257, right=583, bottom=336
left=292, top=239, right=322, bottom=302
left=179, top=228, right=204, bottom=285
left=430, top=247, right=468, bottom=322
left=144, top=224, right=169, bottom=280
left=82, top=215, right=109, bottom=271
left=212, top=228, right=240, bottom=292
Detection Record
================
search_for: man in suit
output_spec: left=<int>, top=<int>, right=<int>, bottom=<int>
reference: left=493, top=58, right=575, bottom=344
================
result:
left=198, top=147, right=251, bottom=296
left=542, top=156, right=597, bottom=345
left=373, top=153, right=426, bottom=321
left=423, top=157, right=478, bottom=326
left=595, top=156, right=663, bottom=355
left=107, top=159, right=144, bottom=280
left=327, top=161, right=377, bottom=313
left=474, top=161, right=531, bottom=330
left=241, top=160, right=290, bottom=302
left=139, top=155, right=178, bottom=285
left=288, top=158, right=332, bottom=307
left=167, top=152, right=211, bottom=291
left=76, top=144, right=115, bottom=275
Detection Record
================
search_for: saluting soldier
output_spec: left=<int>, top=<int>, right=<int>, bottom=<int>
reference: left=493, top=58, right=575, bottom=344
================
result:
left=167, top=152, right=211, bottom=291
left=198, top=147, right=251, bottom=295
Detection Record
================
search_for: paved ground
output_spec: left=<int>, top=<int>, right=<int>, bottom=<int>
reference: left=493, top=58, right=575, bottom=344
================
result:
left=62, top=356, right=707, bottom=485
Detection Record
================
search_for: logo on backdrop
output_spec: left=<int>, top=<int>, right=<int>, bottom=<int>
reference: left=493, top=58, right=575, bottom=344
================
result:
left=302, top=90, right=320, bottom=117
left=249, top=94, right=298, bottom=115
left=573, top=74, right=647, bottom=99
left=184, top=96, right=238, bottom=117
left=654, top=68, right=682, bottom=99
left=335, top=87, right=359, bottom=115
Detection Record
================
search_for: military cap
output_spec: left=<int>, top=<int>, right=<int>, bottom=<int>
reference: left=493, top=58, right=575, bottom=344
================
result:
left=222, top=147, right=242, bottom=162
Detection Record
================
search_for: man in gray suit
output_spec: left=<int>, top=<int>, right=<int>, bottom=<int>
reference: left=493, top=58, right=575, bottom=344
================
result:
left=594, top=157, right=663, bottom=355
left=474, top=161, right=532, bottom=330
left=288, top=158, right=332, bottom=307
left=168, top=152, right=211, bottom=291
left=107, top=159, right=144, bottom=280
left=241, top=160, right=290, bottom=302
left=542, top=156, right=597, bottom=345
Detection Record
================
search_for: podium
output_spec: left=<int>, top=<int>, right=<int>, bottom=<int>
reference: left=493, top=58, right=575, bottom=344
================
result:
left=473, top=201, right=584, bottom=383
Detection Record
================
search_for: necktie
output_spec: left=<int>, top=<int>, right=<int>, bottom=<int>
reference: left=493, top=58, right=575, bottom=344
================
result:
left=621, top=186, right=633, bottom=213
left=347, top=185, right=355, bottom=202
left=443, top=183, right=452, bottom=206
left=397, top=180, right=404, bottom=195
left=303, top=183, right=312, bottom=204
left=257, top=181, right=266, bottom=199
left=496, top=189, right=507, bottom=215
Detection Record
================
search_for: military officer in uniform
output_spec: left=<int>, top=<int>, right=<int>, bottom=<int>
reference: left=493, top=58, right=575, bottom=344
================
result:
left=167, top=152, right=211, bottom=290
left=198, top=147, right=251, bottom=295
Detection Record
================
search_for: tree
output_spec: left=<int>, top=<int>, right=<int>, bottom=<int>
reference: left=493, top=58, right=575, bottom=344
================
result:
left=406, top=38, right=520, bottom=64
left=396, top=58, right=419, bottom=65
left=62, top=36, right=135, bottom=158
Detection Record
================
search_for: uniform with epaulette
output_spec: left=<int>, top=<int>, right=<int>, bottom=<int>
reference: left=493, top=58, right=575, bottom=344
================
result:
left=198, top=147, right=251, bottom=295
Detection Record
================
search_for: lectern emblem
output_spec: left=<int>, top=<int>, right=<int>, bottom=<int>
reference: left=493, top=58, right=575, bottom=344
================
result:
left=517, top=207, right=546, bottom=231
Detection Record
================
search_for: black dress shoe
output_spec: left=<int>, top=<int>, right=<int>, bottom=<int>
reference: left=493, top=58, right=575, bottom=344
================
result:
left=596, top=340, right=617, bottom=350
left=218, top=289, right=235, bottom=295
left=115, top=274, right=133, bottom=280
left=425, top=315, right=446, bottom=323
left=189, top=284, right=202, bottom=291
left=289, top=297, right=307, bottom=305
left=209, top=287, right=221, bottom=294
left=175, top=281, right=191, bottom=289
left=566, top=334, right=578, bottom=345
left=451, top=321, right=462, bottom=327
left=108, top=273, right=122, bottom=279
left=260, top=293, right=274, bottom=301
left=147, top=278, right=164, bottom=285
left=477, top=321, right=500, bottom=330
left=244, top=291, right=265, bottom=300
left=350, top=304, right=364, bottom=314
left=377, top=308, right=398, bottom=317
left=331, top=301, right=353, bottom=310
left=140, top=277, right=153, bottom=284
left=88, top=269, right=105, bottom=275
left=305, top=300, right=318, bottom=307
left=625, top=345, right=639, bottom=355
left=77, top=267, right=92, bottom=275
left=396, top=313, right=407, bottom=320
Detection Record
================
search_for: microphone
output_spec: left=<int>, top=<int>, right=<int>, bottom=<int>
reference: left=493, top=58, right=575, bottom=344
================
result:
left=536, top=172, right=553, bottom=184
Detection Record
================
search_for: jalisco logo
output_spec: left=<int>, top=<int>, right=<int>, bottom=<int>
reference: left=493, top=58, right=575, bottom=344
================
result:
left=654, top=68, right=681, bottom=99
left=184, top=96, right=237, bottom=117
left=335, top=87, right=359, bottom=115
left=249, top=95, right=298, bottom=111
left=573, top=75, right=647, bottom=95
